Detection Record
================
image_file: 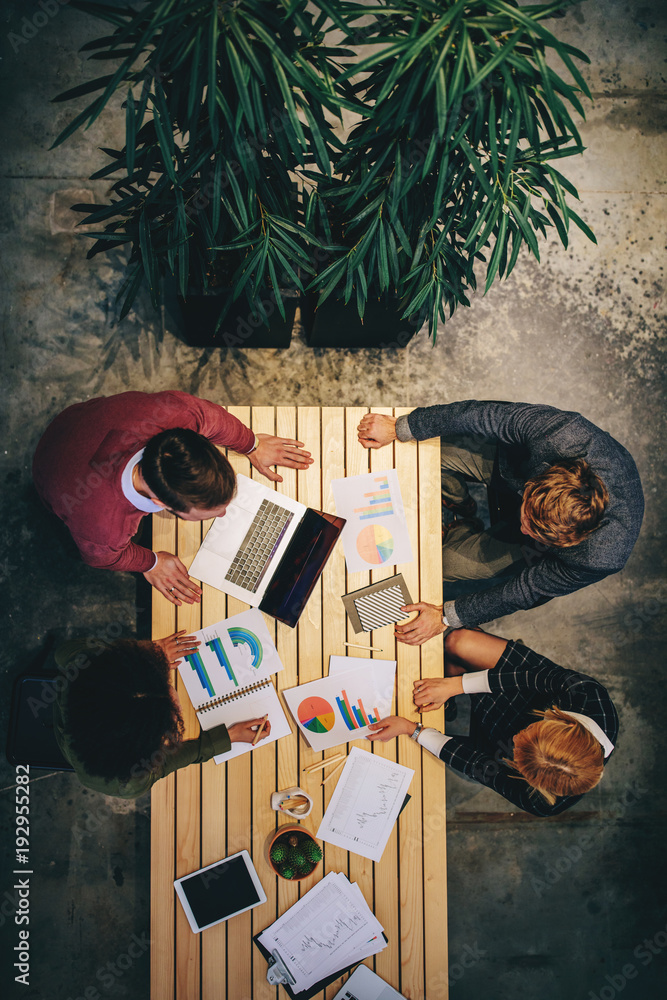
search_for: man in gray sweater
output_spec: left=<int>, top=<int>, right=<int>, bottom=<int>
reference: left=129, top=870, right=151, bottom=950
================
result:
left=358, top=401, right=644, bottom=640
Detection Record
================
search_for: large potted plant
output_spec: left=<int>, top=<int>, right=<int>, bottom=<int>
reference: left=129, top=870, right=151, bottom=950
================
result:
left=304, top=0, right=596, bottom=347
left=51, top=0, right=358, bottom=347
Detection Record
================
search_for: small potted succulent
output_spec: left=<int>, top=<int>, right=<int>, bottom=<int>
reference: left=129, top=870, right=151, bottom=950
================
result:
left=267, top=825, right=322, bottom=882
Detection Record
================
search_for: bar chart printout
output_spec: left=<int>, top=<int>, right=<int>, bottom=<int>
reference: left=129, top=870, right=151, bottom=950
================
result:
left=184, top=650, right=215, bottom=699
left=331, top=469, right=413, bottom=572
left=335, top=690, right=382, bottom=730
left=353, top=475, right=394, bottom=520
left=205, top=637, right=237, bottom=687
left=283, top=661, right=397, bottom=752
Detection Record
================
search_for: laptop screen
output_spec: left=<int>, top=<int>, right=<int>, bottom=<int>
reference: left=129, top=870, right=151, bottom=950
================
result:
left=260, top=510, right=345, bottom=627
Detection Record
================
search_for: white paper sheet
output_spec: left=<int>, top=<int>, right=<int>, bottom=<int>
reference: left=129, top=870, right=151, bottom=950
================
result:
left=282, top=661, right=396, bottom=751
left=257, top=872, right=385, bottom=992
left=331, top=469, right=413, bottom=572
left=208, top=682, right=292, bottom=763
left=316, top=747, right=414, bottom=862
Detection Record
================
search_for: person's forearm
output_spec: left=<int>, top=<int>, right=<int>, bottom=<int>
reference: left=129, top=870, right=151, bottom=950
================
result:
left=156, top=724, right=231, bottom=780
left=401, top=400, right=564, bottom=447
left=446, top=560, right=606, bottom=628
left=76, top=536, right=156, bottom=574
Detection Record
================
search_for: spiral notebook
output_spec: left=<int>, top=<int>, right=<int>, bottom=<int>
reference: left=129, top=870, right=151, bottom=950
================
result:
left=176, top=609, right=292, bottom=762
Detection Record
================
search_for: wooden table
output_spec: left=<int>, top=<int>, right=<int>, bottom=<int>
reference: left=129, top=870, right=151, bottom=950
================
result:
left=150, top=407, right=448, bottom=1000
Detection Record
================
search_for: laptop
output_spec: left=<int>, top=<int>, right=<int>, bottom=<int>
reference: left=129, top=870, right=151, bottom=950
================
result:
left=189, top=474, right=345, bottom=628
left=333, top=966, right=406, bottom=1000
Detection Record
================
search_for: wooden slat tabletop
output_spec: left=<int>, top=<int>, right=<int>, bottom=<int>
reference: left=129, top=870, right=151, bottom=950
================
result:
left=150, top=407, right=448, bottom=1000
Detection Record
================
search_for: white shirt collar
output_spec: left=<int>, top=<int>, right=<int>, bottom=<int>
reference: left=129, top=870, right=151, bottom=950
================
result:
left=560, top=710, right=615, bottom=759
left=121, top=449, right=163, bottom=514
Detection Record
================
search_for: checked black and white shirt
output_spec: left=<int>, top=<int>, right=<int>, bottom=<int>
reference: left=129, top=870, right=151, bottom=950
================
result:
left=418, top=641, right=619, bottom=817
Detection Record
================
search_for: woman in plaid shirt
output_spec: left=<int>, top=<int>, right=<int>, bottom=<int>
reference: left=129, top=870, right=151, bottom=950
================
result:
left=367, top=630, right=618, bottom=817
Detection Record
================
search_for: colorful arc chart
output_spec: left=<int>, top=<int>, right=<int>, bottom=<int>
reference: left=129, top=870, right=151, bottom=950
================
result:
left=356, top=523, right=394, bottom=565
left=298, top=696, right=336, bottom=734
left=228, top=627, right=263, bottom=669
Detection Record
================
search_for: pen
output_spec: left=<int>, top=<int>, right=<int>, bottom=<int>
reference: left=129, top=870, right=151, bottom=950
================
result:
left=252, top=714, right=268, bottom=746
left=344, top=641, right=384, bottom=652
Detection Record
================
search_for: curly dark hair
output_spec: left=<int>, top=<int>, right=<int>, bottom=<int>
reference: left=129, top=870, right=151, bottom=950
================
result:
left=64, top=640, right=184, bottom=783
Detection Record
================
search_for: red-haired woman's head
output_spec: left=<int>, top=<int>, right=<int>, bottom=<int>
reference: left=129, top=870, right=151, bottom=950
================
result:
left=510, top=706, right=605, bottom=805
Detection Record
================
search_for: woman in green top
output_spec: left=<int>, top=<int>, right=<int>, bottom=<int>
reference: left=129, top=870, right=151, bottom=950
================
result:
left=53, top=630, right=271, bottom=798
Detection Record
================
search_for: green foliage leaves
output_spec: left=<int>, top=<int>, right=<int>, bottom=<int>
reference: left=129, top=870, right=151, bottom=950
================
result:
left=305, top=0, right=596, bottom=341
left=54, top=0, right=595, bottom=340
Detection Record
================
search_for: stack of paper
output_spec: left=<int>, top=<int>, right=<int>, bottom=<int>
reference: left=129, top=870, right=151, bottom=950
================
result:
left=257, top=872, right=386, bottom=993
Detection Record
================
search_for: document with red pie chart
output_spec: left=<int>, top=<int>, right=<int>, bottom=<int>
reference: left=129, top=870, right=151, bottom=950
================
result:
left=282, top=659, right=397, bottom=751
left=331, top=470, right=414, bottom=573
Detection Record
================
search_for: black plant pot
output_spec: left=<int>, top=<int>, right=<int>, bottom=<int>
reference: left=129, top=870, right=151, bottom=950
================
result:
left=167, top=282, right=297, bottom=348
left=304, top=291, right=419, bottom=349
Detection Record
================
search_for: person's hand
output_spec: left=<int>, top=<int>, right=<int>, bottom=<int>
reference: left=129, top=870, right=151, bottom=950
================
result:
left=143, top=551, right=203, bottom=606
left=247, top=434, right=313, bottom=483
left=394, top=603, right=446, bottom=645
left=366, top=716, right=415, bottom=742
left=228, top=717, right=272, bottom=744
left=413, top=677, right=462, bottom=712
left=155, top=630, right=200, bottom=666
left=357, top=413, right=397, bottom=449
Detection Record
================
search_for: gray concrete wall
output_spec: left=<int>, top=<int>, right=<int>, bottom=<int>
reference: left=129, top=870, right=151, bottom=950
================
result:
left=0, top=1, right=665, bottom=998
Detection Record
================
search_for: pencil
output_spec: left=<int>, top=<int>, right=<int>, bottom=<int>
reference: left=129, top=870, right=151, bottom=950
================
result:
left=344, top=641, right=384, bottom=652
left=302, top=754, right=345, bottom=774
left=252, top=715, right=268, bottom=746
left=321, top=759, right=346, bottom=786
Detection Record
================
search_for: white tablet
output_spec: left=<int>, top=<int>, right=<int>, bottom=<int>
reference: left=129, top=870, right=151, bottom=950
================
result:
left=174, top=850, right=267, bottom=933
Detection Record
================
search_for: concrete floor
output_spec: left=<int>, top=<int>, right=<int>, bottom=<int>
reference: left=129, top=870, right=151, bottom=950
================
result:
left=0, top=1, right=665, bottom=998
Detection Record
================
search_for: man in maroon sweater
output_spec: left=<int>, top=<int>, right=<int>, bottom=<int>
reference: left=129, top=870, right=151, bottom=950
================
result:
left=33, top=390, right=312, bottom=605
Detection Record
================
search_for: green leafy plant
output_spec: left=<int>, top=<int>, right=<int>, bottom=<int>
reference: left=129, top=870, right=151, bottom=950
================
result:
left=52, top=0, right=357, bottom=322
left=53, top=0, right=595, bottom=344
left=307, top=0, right=596, bottom=340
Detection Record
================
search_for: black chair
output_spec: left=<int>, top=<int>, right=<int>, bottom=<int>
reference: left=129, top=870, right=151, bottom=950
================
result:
left=6, top=667, right=73, bottom=771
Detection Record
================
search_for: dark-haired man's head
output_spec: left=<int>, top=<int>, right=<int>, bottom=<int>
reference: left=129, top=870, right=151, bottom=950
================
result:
left=65, top=640, right=184, bottom=784
left=140, top=428, right=236, bottom=520
left=520, top=458, right=608, bottom=548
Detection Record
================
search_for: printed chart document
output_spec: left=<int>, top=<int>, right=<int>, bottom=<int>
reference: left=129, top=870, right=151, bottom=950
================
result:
left=257, top=872, right=386, bottom=993
left=176, top=608, right=291, bottom=763
left=282, top=659, right=396, bottom=752
left=317, top=747, right=414, bottom=862
left=332, top=469, right=413, bottom=573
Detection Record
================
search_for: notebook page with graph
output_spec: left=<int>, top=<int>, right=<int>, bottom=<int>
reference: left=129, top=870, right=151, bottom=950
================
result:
left=175, top=608, right=291, bottom=762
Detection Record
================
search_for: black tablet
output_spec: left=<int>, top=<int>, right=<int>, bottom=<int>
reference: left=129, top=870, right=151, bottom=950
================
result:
left=174, top=850, right=266, bottom=933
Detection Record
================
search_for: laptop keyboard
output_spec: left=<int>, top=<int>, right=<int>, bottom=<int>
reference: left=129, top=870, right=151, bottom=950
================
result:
left=224, top=499, right=294, bottom=593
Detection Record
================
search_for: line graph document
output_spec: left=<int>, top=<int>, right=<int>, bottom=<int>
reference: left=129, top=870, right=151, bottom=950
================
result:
left=257, top=872, right=385, bottom=992
left=317, top=747, right=414, bottom=862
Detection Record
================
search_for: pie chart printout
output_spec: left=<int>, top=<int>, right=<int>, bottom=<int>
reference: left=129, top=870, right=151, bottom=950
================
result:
left=298, top=696, right=336, bottom=734
left=356, top=524, right=395, bottom=565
